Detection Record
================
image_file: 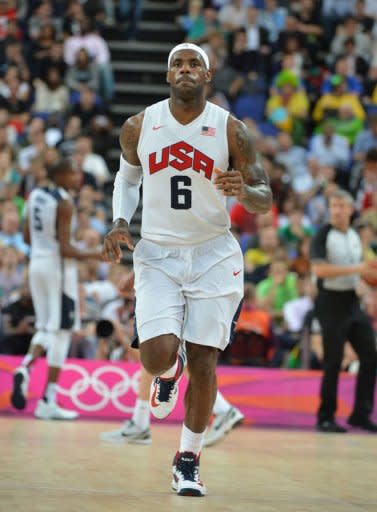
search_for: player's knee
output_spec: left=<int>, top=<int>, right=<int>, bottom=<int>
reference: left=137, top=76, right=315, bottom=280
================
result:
left=47, top=330, right=71, bottom=368
left=141, top=348, right=177, bottom=375
left=140, top=334, right=179, bottom=375
left=187, top=344, right=218, bottom=381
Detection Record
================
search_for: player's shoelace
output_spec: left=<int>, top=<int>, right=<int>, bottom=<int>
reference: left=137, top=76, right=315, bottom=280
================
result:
left=174, top=452, right=201, bottom=483
left=155, top=377, right=177, bottom=402
left=155, top=355, right=184, bottom=403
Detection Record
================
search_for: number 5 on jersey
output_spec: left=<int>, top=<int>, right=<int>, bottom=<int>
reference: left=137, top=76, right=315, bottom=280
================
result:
left=33, top=206, right=43, bottom=231
left=171, top=176, right=192, bottom=210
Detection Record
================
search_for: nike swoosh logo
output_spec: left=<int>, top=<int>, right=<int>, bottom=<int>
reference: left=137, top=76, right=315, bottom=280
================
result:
left=152, top=125, right=164, bottom=131
left=213, top=413, right=232, bottom=430
left=213, top=416, right=228, bottom=431
left=233, top=270, right=242, bottom=276
left=151, top=383, right=159, bottom=407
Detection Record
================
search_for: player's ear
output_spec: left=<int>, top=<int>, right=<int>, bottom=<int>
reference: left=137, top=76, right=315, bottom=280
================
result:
left=204, top=69, right=212, bottom=83
left=166, top=71, right=170, bottom=84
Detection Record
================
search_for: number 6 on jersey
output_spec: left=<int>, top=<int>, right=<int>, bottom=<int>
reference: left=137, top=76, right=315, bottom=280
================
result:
left=171, top=175, right=192, bottom=210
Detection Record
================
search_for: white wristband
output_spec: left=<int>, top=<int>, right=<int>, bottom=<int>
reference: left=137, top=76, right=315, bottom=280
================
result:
left=112, top=155, right=142, bottom=223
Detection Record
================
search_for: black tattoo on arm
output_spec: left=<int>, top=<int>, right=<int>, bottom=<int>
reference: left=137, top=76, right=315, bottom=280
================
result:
left=230, top=117, right=272, bottom=213
left=234, top=121, right=254, bottom=169
left=119, top=112, right=144, bottom=166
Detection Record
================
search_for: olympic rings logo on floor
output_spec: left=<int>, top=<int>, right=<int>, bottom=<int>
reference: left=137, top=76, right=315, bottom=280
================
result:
left=57, top=364, right=141, bottom=412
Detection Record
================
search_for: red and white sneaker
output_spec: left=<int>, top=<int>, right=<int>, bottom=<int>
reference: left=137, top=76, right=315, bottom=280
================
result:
left=150, top=343, right=186, bottom=419
left=171, top=451, right=206, bottom=497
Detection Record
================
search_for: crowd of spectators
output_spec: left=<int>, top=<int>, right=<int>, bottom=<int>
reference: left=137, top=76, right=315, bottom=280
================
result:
left=0, top=0, right=377, bottom=371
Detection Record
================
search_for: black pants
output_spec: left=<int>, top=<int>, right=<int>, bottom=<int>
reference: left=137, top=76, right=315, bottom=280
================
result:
left=315, top=290, right=377, bottom=422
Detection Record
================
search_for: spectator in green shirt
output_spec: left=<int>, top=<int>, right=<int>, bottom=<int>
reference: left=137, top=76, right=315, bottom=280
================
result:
left=279, top=207, right=314, bottom=257
left=256, top=257, right=299, bottom=366
left=256, top=257, right=298, bottom=321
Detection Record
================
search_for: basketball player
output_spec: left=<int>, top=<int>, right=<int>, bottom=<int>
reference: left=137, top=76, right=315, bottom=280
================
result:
left=103, top=43, right=272, bottom=496
left=11, top=160, right=102, bottom=420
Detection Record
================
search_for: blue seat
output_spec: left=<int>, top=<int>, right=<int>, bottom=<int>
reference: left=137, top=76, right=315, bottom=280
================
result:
left=365, top=104, right=377, bottom=116
left=257, top=122, right=279, bottom=136
left=69, top=91, right=103, bottom=106
left=239, top=233, right=252, bottom=253
left=232, top=94, right=266, bottom=123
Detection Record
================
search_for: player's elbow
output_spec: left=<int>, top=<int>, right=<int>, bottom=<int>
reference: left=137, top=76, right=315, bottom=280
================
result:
left=258, top=202, right=272, bottom=215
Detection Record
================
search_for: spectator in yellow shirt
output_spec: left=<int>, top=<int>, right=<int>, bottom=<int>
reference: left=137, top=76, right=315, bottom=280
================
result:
left=312, top=74, right=365, bottom=123
left=266, top=70, right=309, bottom=135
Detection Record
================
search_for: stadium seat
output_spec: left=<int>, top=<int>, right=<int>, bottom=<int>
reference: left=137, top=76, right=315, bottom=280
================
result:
left=232, top=94, right=266, bottom=123
left=365, top=104, right=377, bottom=116
left=257, top=122, right=279, bottom=136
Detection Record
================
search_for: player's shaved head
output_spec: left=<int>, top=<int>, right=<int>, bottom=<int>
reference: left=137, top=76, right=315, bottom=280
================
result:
left=48, top=159, right=73, bottom=180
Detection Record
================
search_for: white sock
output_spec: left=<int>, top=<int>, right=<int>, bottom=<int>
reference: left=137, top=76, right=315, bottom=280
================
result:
left=213, top=390, right=232, bottom=415
left=21, top=354, right=33, bottom=368
left=179, top=423, right=205, bottom=455
left=132, top=399, right=150, bottom=430
left=44, top=383, right=57, bottom=404
left=160, top=357, right=179, bottom=380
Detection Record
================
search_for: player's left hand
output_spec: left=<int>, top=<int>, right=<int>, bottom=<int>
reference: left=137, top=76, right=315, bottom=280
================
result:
left=214, top=168, right=245, bottom=198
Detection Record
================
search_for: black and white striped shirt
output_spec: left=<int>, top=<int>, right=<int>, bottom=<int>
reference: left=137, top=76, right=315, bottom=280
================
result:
left=310, top=224, right=362, bottom=292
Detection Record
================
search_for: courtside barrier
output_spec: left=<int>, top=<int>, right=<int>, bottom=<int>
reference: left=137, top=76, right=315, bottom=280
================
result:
left=1, top=356, right=376, bottom=426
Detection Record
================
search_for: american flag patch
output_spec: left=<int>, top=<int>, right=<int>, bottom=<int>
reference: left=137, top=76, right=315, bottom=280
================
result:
left=201, top=126, right=216, bottom=136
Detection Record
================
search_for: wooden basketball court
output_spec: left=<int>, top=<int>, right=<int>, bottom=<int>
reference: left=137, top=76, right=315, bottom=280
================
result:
left=1, top=418, right=375, bottom=512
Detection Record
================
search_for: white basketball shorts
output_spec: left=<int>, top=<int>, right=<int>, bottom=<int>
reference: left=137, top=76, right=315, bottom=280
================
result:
left=29, top=256, right=80, bottom=332
left=133, top=231, right=244, bottom=350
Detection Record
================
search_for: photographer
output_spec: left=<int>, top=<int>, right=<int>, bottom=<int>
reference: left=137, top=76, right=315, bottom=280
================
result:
left=95, top=272, right=138, bottom=361
left=0, top=283, right=35, bottom=355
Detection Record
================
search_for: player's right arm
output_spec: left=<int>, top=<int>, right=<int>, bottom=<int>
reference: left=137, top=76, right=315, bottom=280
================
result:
left=120, top=112, right=144, bottom=165
left=57, top=200, right=102, bottom=260
left=102, top=113, right=144, bottom=262
left=22, top=214, right=30, bottom=245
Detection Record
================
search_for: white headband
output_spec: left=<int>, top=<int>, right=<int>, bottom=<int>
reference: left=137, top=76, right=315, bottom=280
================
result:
left=168, top=43, right=210, bottom=70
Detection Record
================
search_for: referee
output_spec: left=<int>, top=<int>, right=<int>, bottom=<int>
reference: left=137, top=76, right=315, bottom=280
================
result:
left=310, top=189, right=377, bottom=433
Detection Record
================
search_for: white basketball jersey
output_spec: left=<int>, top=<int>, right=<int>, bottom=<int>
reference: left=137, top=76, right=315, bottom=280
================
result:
left=137, top=99, right=230, bottom=245
left=27, top=185, right=70, bottom=259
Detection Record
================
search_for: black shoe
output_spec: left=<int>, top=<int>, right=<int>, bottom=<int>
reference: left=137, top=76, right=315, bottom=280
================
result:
left=347, top=416, right=377, bottom=432
left=316, top=420, right=347, bottom=433
left=10, top=367, right=29, bottom=410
